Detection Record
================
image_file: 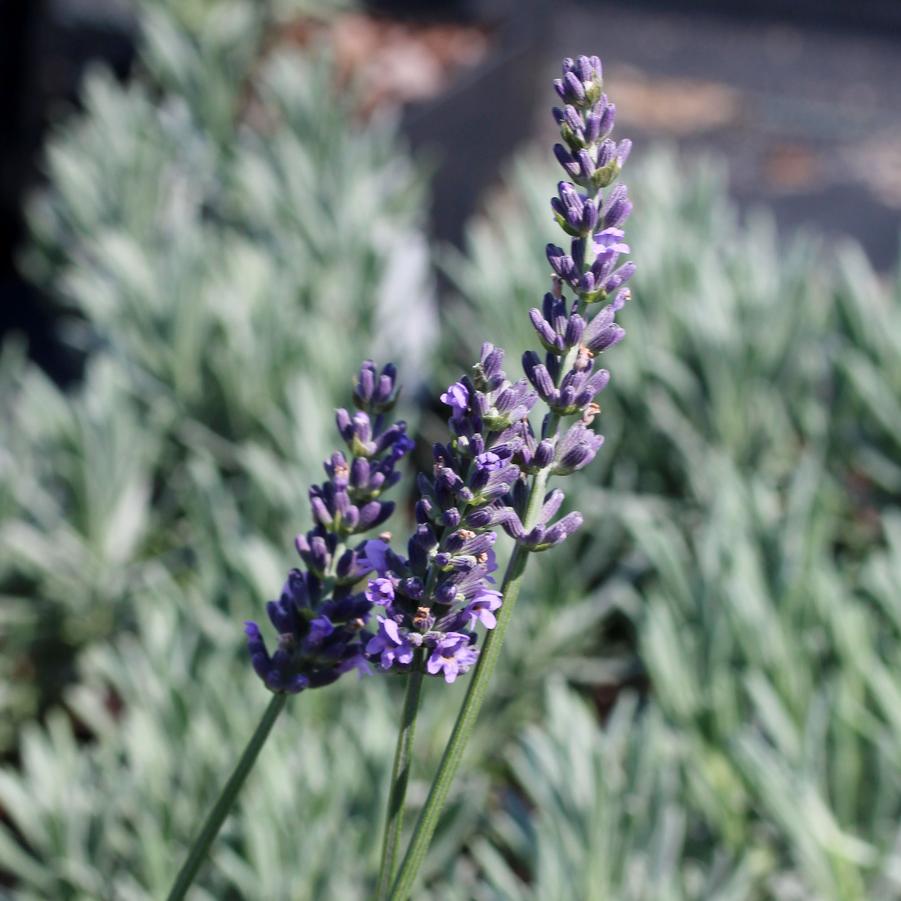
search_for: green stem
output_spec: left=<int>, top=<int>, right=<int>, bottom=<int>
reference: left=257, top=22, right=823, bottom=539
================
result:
left=376, top=662, right=425, bottom=900
left=387, top=470, right=550, bottom=901
left=166, top=692, right=288, bottom=901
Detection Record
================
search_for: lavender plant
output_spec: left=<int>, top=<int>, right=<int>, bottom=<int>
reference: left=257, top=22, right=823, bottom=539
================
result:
left=375, top=53, right=634, bottom=900
left=168, top=361, right=413, bottom=900
left=168, top=54, right=633, bottom=899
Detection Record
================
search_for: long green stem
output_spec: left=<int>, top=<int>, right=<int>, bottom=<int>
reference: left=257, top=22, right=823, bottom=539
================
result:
left=376, top=662, right=425, bottom=900
left=387, top=470, right=550, bottom=901
left=166, top=692, right=287, bottom=901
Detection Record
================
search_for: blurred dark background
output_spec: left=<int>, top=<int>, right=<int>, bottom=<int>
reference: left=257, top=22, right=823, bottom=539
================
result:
left=2, top=0, right=900, bottom=385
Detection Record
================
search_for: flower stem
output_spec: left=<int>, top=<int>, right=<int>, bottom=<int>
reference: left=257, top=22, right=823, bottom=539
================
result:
left=166, top=692, right=288, bottom=901
left=376, top=660, right=425, bottom=900
left=386, top=469, right=549, bottom=901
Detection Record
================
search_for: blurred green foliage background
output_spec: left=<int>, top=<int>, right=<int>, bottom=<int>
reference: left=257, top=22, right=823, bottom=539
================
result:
left=1, top=1, right=900, bottom=899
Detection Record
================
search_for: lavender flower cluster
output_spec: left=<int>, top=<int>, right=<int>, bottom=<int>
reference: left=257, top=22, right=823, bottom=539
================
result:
left=359, top=55, right=633, bottom=686
left=364, top=344, right=538, bottom=682
left=247, top=55, right=632, bottom=694
left=523, top=54, right=633, bottom=476
left=245, top=362, right=413, bottom=693
left=548, top=55, right=635, bottom=305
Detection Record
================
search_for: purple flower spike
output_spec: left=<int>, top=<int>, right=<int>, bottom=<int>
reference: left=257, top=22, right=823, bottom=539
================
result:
left=245, top=359, right=411, bottom=694
left=338, top=57, right=637, bottom=688
left=426, top=633, right=480, bottom=684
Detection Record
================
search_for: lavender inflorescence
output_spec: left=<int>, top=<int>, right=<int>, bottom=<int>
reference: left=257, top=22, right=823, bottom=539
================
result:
left=525, top=54, right=633, bottom=466
left=245, top=361, right=414, bottom=693
left=363, top=345, right=539, bottom=682
left=246, top=56, right=632, bottom=695
left=547, top=56, right=635, bottom=306
left=361, top=55, right=634, bottom=688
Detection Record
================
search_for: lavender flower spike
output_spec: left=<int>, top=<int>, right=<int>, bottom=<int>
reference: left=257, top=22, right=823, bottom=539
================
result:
left=383, top=55, right=636, bottom=901
left=362, top=343, right=536, bottom=682
left=245, top=360, right=413, bottom=694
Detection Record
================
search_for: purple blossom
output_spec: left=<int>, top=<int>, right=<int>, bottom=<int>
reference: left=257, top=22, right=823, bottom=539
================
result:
left=366, top=576, right=396, bottom=608
left=464, top=590, right=503, bottom=629
left=367, top=617, right=416, bottom=670
left=364, top=538, right=390, bottom=575
left=440, top=381, right=469, bottom=420
left=592, top=227, right=630, bottom=257
left=475, top=451, right=503, bottom=473
left=306, top=615, right=334, bottom=647
left=426, top=633, right=480, bottom=684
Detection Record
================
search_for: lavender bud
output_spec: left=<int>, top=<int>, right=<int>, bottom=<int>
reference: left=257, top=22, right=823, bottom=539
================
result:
left=603, top=185, right=632, bottom=229
left=564, top=314, right=586, bottom=347
left=563, top=105, right=584, bottom=133
left=575, top=56, right=593, bottom=83
left=335, top=548, right=356, bottom=580
left=563, top=71, right=585, bottom=102
left=553, top=422, right=605, bottom=475
left=581, top=199, right=599, bottom=233
left=603, top=261, right=636, bottom=294
left=415, top=498, right=433, bottom=523
left=335, top=408, right=353, bottom=442
left=540, top=512, right=584, bottom=549
left=310, top=494, right=333, bottom=527
left=576, top=149, right=595, bottom=179
left=356, top=364, right=375, bottom=405
left=342, top=505, right=361, bottom=531
left=546, top=244, right=577, bottom=283
left=554, top=143, right=581, bottom=179
left=579, top=271, right=597, bottom=297
left=534, top=439, right=555, bottom=469
left=480, top=343, right=505, bottom=381
left=530, top=307, right=562, bottom=352
left=539, top=489, right=566, bottom=525
left=583, top=317, right=624, bottom=353
left=353, top=360, right=399, bottom=413
left=359, top=500, right=393, bottom=531
left=350, top=456, right=370, bottom=489
left=522, top=351, right=556, bottom=402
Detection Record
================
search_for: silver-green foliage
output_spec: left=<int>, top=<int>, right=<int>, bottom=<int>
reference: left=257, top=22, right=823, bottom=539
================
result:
left=445, top=149, right=901, bottom=898
left=4, top=4, right=901, bottom=895
left=1, top=0, right=432, bottom=744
